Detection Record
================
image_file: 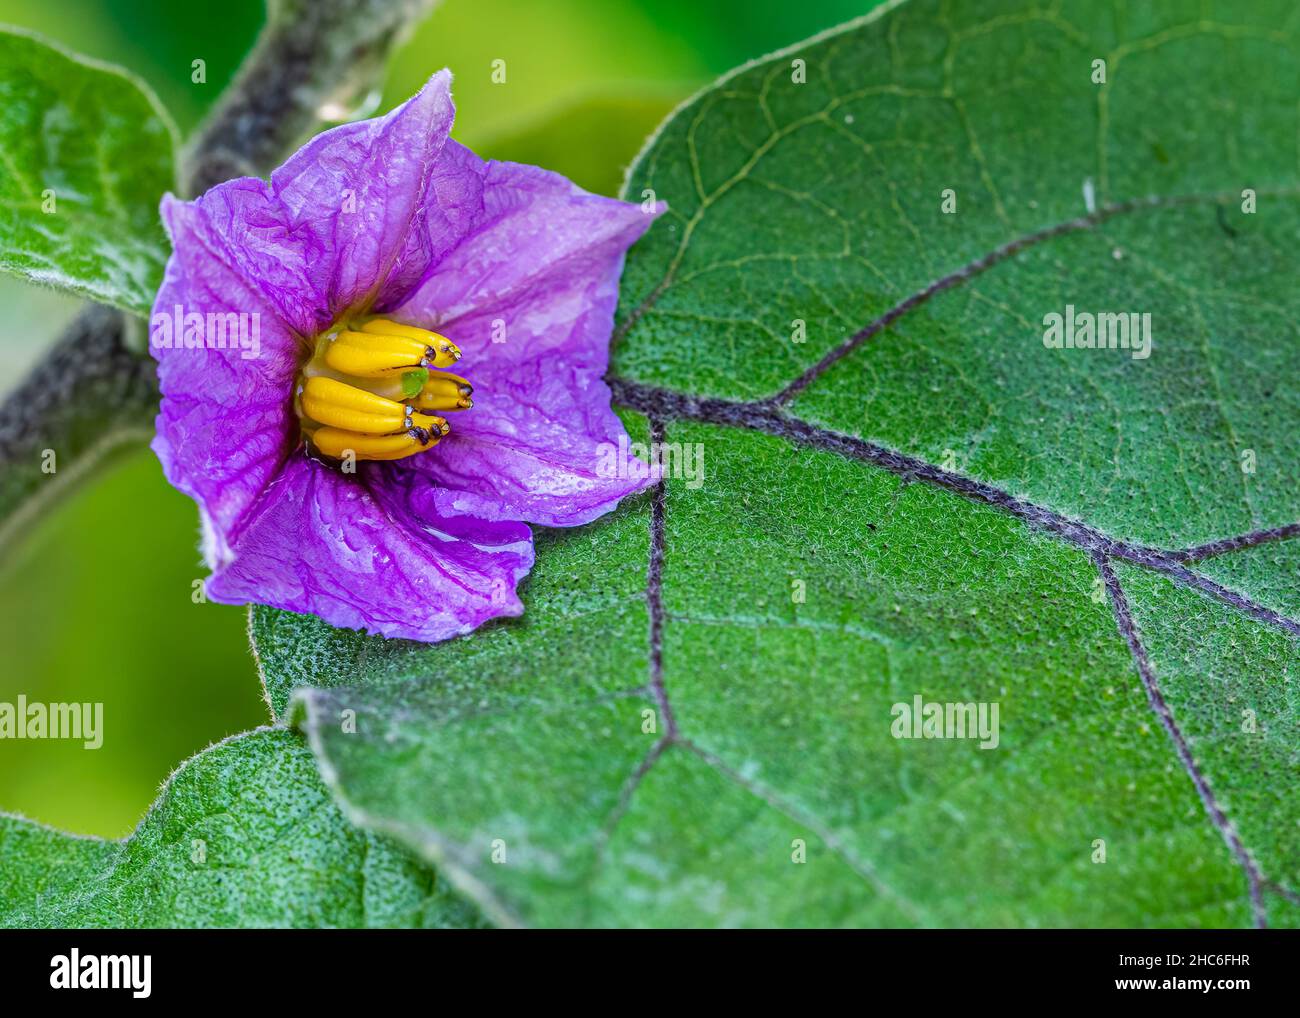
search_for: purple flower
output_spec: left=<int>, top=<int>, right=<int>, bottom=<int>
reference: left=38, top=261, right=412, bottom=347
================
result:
left=149, top=72, right=662, bottom=641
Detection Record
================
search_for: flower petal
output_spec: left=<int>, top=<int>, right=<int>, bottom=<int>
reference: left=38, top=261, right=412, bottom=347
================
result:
left=151, top=87, right=662, bottom=642
left=375, top=133, right=487, bottom=313
left=170, top=72, right=456, bottom=338
left=392, top=155, right=664, bottom=526
left=271, top=70, right=456, bottom=322
left=393, top=152, right=661, bottom=351
left=205, top=455, right=534, bottom=642
left=400, top=343, right=656, bottom=528
left=151, top=197, right=302, bottom=569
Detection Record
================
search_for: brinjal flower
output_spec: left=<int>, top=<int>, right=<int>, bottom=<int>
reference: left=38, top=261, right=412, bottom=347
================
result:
left=149, top=72, right=662, bottom=641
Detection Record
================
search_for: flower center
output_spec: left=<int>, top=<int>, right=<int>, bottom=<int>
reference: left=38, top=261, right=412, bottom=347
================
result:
left=295, top=317, right=473, bottom=462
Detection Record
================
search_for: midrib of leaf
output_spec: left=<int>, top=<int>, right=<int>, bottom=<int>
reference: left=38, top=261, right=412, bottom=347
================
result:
left=283, top=411, right=1295, bottom=925
left=607, top=381, right=1300, bottom=635
left=605, top=425, right=1299, bottom=925
left=610, top=1, right=1300, bottom=548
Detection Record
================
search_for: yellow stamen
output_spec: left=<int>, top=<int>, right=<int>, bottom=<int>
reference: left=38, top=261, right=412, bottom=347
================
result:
left=310, top=426, right=443, bottom=462
left=322, top=331, right=408, bottom=377
left=359, top=317, right=461, bottom=367
left=360, top=317, right=458, bottom=350
left=323, top=327, right=461, bottom=377
left=410, top=371, right=473, bottom=412
left=296, top=318, right=469, bottom=461
left=300, top=376, right=411, bottom=433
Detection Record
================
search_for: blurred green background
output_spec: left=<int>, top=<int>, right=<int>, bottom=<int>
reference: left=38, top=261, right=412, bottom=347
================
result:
left=0, top=0, right=867, bottom=837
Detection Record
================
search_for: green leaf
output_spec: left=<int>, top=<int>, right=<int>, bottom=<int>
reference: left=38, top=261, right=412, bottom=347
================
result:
left=253, top=0, right=1300, bottom=926
left=0, top=27, right=177, bottom=314
left=0, top=729, right=485, bottom=928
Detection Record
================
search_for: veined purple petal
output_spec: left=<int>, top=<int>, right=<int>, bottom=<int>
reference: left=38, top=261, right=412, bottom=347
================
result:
left=375, top=136, right=487, bottom=314
left=205, top=456, right=534, bottom=642
left=270, top=70, right=456, bottom=322
left=151, top=198, right=301, bottom=568
left=397, top=311, right=655, bottom=528
left=393, top=152, right=661, bottom=343
left=167, top=72, right=456, bottom=338
left=391, top=155, right=664, bottom=526
left=151, top=73, right=463, bottom=571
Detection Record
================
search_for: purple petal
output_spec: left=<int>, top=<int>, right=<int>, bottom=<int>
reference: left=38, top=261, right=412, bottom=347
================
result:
left=205, top=456, right=535, bottom=641
left=392, top=156, right=664, bottom=526
left=169, top=72, right=456, bottom=338
left=375, top=135, right=487, bottom=313
left=271, top=70, right=456, bottom=322
left=151, top=197, right=302, bottom=568
left=394, top=152, right=660, bottom=341
left=399, top=330, right=655, bottom=528
left=150, top=73, right=462, bottom=568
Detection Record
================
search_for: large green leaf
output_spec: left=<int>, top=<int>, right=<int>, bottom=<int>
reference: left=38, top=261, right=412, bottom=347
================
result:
left=0, top=729, right=484, bottom=928
left=0, top=27, right=177, bottom=314
left=252, top=0, right=1300, bottom=927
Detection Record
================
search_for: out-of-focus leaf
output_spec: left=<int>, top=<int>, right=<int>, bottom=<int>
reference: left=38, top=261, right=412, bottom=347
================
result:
left=0, top=27, right=177, bottom=313
left=476, top=93, right=678, bottom=197
left=0, top=728, right=485, bottom=928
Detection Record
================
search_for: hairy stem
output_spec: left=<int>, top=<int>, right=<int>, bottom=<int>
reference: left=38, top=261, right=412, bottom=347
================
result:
left=0, top=307, right=154, bottom=562
left=183, top=0, right=436, bottom=193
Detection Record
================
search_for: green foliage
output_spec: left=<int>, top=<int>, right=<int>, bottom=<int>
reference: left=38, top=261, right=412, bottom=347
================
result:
left=0, top=728, right=485, bottom=927
left=0, top=27, right=176, bottom=313
left=248, top=0, right=1300, bottom=926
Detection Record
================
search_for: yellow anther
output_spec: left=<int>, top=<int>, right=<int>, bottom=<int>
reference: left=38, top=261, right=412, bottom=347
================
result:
left=300, top=376, right=411, bottom=434
left=410, top=371, right=473, bottom=412
left=406, top=410, right=450, bottom=440
left=359, top=317, right=461, bottom=367
left=297, top=319, right=467, bottom=462
left=323, top=330, right=420, bottom=377
left=310, top=426, right=443, bottom=462
left=323, top=326, right=461, bottom=377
